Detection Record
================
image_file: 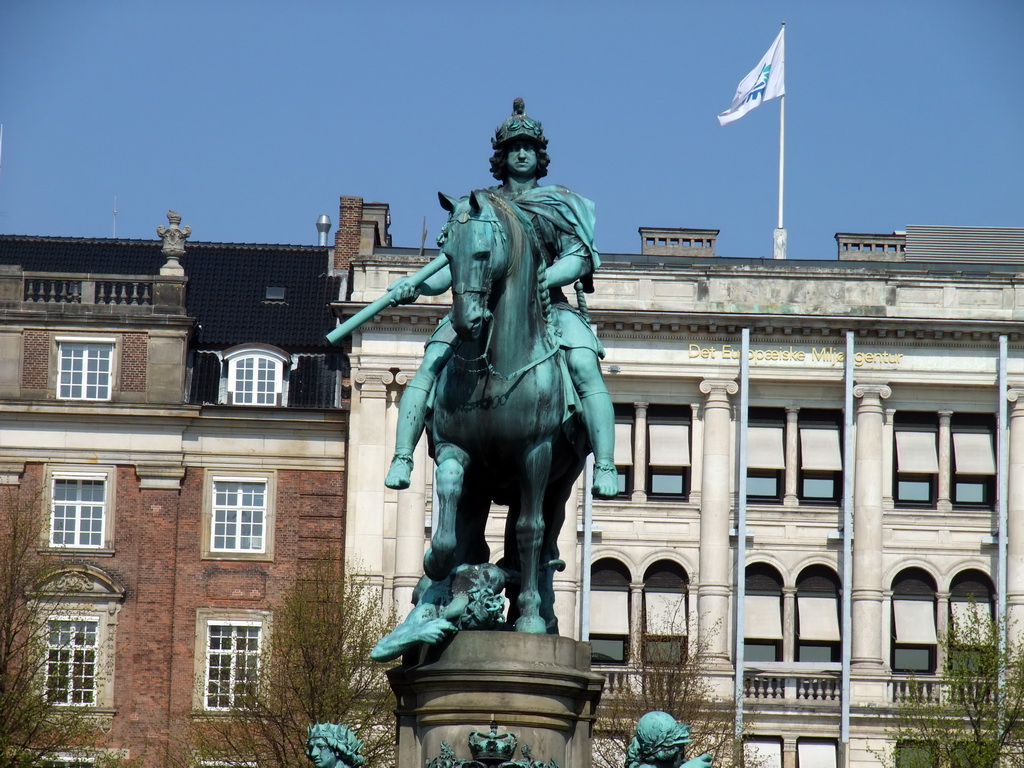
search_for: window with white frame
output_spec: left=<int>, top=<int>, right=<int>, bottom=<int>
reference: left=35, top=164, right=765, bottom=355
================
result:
left=894, top=413, right=939, bottom=506
left=211, top=479, right=267, bottom=553
left=226, top=347, right=289, bottom=406
left=50, top=473, right=107, bottom=549
left=46, top=617, right=99, bottom=706
left=204, top=620, right=262, bottom=710
left=42, top=756, right=96, bottom=768
left=57, top=341, right=113, bottom=401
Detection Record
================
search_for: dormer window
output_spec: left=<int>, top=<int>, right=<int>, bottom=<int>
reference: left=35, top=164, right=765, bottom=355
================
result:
left=224, top=345, right=290, bottom=406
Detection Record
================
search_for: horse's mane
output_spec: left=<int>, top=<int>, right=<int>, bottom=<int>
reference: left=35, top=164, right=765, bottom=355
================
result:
left=480, top=191, right=539, bottom=281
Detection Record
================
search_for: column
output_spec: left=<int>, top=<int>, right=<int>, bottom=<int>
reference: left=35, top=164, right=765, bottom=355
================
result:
left=784, top=406, right=799, bottom=507
left=782, top=586, right=797, bottom=663
left=935, top=591, right=950, bottom=672
left=937, top=410, right=953, bottom=512
left=631, top=402, right=649, bottom=501
left=851, top=384, right=891, bottom=670
left=393, top=372, right=428, bottom=619
left=345, top=368, right=394, bottom=585
left=630, top=582, right=644, bottom=662
left=697, top=378, right=738, bottom=660
left=1006, top=389, right=1024, bottom=646
left=554, top=474, right=581, bottom=636
left=689, top=402, right=703, bottom=505
left=782, top=737, right=797, bottom=768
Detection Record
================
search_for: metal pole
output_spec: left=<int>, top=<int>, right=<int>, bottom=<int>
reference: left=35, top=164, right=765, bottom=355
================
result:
left=999, top=336, right=1009, bottom=670
left=580, top=454, right=594, bottom=640
left=841, top=331, right=855, bottom=746
left=734, top=328, right=750, bottom=739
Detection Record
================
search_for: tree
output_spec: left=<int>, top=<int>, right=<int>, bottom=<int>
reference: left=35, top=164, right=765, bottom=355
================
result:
left=184, top=556, right=397, bottom=768
left=0, top=485, right=100, bottom=768
left=592, top=627, right=752, bottom=768
left=884, top=604, right=1024, bottom=768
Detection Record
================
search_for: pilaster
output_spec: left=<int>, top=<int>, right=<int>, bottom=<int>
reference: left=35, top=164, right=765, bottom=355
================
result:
left=783, top=406, right=799, bottom=507
left=1006, top=388, right=1024, bottom=646
left=631, top=402, right=648, bottom=502
left=937, top=410, right=953, bottom=512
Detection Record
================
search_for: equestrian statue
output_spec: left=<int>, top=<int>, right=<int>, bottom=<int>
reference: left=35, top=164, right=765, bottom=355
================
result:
left=328, top=99, right=617, bottom=661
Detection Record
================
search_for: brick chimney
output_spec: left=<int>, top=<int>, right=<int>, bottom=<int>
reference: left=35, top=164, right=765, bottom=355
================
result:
left=334, top=196, right=363, bottom=272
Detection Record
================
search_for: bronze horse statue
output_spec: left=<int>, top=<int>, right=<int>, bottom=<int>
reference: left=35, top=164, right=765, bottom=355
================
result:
left=423, top=189, right=586, bottom=634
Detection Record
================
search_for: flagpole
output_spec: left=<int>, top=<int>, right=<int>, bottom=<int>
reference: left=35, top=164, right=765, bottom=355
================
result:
left=773, top=22, right=787, bottom=259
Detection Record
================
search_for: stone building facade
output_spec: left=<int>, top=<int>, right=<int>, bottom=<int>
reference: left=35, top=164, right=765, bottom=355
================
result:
left=0, top=220, right=347, bottom=766
left=339, top=206, right=1024, bottom=768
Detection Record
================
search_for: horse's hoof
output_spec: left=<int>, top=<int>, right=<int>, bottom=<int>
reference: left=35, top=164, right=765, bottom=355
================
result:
left=423, top=548, right=452, bottom=581
left=385, top=454, right=413, bottom=490
left=514, top=615, right=547, bottom=633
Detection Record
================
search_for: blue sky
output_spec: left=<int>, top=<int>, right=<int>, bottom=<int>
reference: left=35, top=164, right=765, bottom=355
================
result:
left=1, top=1, right=1021, bottom=259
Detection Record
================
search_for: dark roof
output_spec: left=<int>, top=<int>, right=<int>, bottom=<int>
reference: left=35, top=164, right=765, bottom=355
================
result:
left=0, top=235, right=341, bottom=348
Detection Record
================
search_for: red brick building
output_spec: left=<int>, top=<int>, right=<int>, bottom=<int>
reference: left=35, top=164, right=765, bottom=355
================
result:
left=0, top=207, right=359, bottom=766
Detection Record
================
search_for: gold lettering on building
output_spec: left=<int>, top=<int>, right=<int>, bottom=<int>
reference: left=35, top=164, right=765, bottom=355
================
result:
left=687, top=344, right=904, bottom=367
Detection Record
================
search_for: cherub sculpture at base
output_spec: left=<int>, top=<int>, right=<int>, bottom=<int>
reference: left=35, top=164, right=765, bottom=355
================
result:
left=626, top=712, right=712, bottom=768
left=305, top=722, right=366, bottom=768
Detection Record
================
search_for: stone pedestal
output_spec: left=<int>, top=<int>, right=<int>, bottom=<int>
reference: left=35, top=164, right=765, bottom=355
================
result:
left=387, top=632, right=605, bottom=768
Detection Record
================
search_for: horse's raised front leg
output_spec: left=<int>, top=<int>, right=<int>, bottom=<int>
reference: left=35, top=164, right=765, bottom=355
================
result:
left=424, top=444, right=470, bottom=581
left=514, top=439, right=553, bottom=633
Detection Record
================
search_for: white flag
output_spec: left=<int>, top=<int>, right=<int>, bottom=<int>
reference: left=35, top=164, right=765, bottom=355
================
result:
left=718, top=28, right=785, bottom=126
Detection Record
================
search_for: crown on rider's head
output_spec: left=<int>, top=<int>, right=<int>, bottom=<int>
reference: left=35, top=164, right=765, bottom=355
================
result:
left=492, top=97, right=548, bottom=150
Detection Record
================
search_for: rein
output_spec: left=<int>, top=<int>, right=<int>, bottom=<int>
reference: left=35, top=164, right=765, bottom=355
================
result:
left=451, top=195, right=559, bottom=383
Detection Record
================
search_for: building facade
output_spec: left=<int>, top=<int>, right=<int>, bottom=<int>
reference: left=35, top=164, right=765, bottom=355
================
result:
left=0, top=217, right=348, bottom=766
left=339, top=207, right=1024, bottom=768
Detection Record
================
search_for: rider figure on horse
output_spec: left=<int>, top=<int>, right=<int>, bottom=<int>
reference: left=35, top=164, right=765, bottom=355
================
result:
left=385, top=98, right=618, bottom=499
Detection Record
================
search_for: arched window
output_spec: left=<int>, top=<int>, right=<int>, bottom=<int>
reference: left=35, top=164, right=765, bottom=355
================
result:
left=796, top=565, right=842, bottom=664
left=745, top=563, right=784, bottom=663
left=642, top=560, right=688, bottom=664
left=949, top=570, right=996, bottom=667
left=225, top=345, right=290, bottom=406
left=590, top=558, right=631, bottom=665
left=891, top=568, right=938, bottom=674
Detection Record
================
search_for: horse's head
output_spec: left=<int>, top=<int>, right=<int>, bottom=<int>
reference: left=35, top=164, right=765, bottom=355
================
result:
left=439, top=190, right=509, bottom=342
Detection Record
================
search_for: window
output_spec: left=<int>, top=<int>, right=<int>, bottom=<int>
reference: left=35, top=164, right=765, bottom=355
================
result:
left=590, top=559, right=631, bottom=665
left=614, top=407, right=633, bottom=497
left=796, top=566, right=842, bottom=663
left=747, top=408, right=785, bottom=502
left=57, top=341, right=113, bottom=401
left=646, top=406, right=690, bottom=499
left=895, top=742, right=938, bottom=768
left=50, top=474, right=107, bottom=549
left=948, top=570, right=996, bottom=671
left=798, top=410, right=843, bottom=503
left=951, top=414, right=996, bottom=508
left=46, top=617, right=99, bottom=706
left=204, top=621, right=263, bottom=710
left=203, top=473, right=275, bottom=560
left=744, top=564, right=783, bottom=662
left=891, top=569, right=938, bottom=674
left=225, top=345, right=290, bottom=406
left=797, top=740, right=838, bottom=768
left=745, top=739, right=783, bottom=768
left=212, top=479, right=267, bottom=553
left=894, top=413, right=938, bottom=506
left=46, top=467, right=115, bottom=551
left=642, top=561, right=688, bottom=664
